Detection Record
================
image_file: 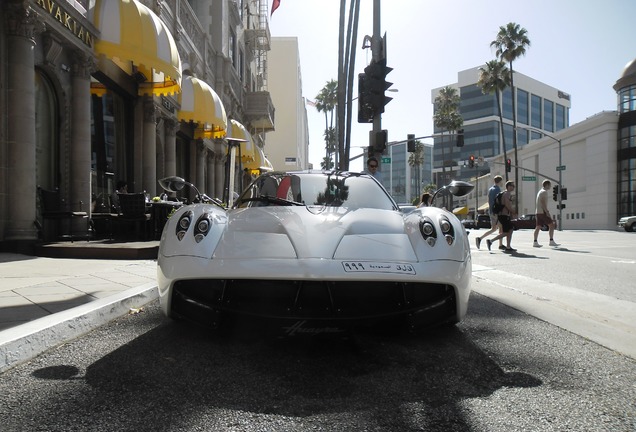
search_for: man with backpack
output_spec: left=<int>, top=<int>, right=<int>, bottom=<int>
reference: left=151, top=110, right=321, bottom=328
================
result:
left=475, top=175, right=504, bottom=250
left=486, top=181, right=518, bottom=252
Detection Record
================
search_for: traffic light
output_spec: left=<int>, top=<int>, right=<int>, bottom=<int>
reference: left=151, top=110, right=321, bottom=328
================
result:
left=561, top=187, right=567, bottom=201
left=357, top=73, right=374, bottom=123
left=505, top=158, right=512, bottom=172
left=469, top=155, right=475, bottom=168
left=407, top=134, right=416, bottom=152
left=552, top=185, right=559, bottom=201
left=363, top=58, right=393, bottom=116
left=456, top=129, right=464, bottom=147
left=373, top=129, right=388, bottom=153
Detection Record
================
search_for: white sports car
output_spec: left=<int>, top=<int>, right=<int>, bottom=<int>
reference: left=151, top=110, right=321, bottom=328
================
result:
left=157, top=171, right=473, bottom=335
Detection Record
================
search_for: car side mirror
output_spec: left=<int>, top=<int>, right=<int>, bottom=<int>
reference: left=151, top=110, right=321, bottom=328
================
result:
left=158, top=176, right=187, bottom=193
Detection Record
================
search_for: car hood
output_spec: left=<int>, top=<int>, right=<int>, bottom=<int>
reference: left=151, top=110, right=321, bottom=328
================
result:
left=159, top=204, right=468, bottom=263
left=212, top=206, right=414, bottom=260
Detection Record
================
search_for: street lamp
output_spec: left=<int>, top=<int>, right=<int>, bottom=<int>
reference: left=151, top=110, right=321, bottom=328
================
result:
left=516, top=126, right=564, bottom=231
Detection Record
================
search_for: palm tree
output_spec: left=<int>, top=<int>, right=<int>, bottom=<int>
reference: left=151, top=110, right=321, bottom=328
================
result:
left=491, top=22, right=530, bottom=212
left=314, top=80, right=338, bottom=169
left=477, top=60, right=512, bottom=180
left=408, top=140, right=425, bottom=201
left=433, top=86, right=463, bottom=209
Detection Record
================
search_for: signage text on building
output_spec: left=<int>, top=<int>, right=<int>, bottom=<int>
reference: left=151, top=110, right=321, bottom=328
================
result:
left=34, top=0, right=94, bottom=48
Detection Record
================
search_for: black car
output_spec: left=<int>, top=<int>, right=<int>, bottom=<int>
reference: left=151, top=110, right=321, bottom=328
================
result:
left=512, top=214, right=549, bottom=230
left=476, top=214, right=491, bottom=229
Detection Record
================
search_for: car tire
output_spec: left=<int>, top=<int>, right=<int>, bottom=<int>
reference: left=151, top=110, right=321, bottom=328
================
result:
left=625, top=224, right=634, bottom=232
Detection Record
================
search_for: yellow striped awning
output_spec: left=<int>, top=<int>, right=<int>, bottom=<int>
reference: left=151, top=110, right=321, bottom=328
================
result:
left=245, top=146, right=272, bottom=171
left=178, top=76, right=227, bottom=139
left=226, top=120, right=256, bottom=163
left=90, top=0, right=181, bottom=96
left=478, top=202, right=490, bottom=211
left=453, top=206, right=469, bottom=215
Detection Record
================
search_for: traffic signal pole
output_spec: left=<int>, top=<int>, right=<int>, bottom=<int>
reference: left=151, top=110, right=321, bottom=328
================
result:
left=370, top=0, right=382, bottom=162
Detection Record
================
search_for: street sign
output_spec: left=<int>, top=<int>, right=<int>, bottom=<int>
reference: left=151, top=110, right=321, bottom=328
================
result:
left=556, top=165, right=566, bottom=171
left=522, top=176, right=536, bottom=181
left=381, top=157, right=391, bottom=164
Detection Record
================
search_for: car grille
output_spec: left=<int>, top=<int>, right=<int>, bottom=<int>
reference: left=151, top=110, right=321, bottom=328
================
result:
left=170, top=279, right=456, bottom=328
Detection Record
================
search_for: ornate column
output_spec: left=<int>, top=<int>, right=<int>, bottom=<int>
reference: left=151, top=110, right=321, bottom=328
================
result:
left=142, top=96, right=157, bottom=196
left=196, top=140, right=207, bottom=195
left=70, top=52, right=94, bottom=235
left=164, top=119, right=177, bottom=178
left=5, top=3, right=43, bottom=242
left=214, top=148, right=226, bottom=199
left=206, top=150, right=216, bottom=199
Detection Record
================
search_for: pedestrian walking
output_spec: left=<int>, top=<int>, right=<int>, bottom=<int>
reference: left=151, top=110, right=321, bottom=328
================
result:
left=475, top=175, right=504, bottom=250
left=533, top=179, right=560, bottom=247
left=486, top=181, right=517, bottom=252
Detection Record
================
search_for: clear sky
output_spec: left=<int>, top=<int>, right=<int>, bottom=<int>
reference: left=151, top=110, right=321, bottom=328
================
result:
left=268, top=0, right=635, bottom=172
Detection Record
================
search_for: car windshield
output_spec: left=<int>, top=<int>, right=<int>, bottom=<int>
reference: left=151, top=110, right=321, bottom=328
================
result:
left=236, top=172, right=397, bottom=210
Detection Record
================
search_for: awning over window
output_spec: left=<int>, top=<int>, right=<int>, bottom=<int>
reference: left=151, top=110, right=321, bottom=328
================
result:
left=90, top=0, right=181, bottom=96
left=245, top=146, right=273, bottom=171
left=226, top=120, right=256, bottom=163
left=453, top=206, right=469, bottom=215
left=478, top=202, right=490, bottom=212
left=178, top=76, right=227, bottom=139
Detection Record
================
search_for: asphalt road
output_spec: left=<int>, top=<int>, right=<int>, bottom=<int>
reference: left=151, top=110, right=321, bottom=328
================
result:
left=0, top=293, right=634, bottom=431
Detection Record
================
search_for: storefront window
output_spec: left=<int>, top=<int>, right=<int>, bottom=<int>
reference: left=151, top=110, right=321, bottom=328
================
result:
left=34, top=70, right=59, bottom=190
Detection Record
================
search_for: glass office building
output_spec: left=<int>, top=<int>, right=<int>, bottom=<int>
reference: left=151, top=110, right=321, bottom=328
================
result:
left=431, top=67, right=571, bottom=183
left=614, top=58, right=636, bottom=219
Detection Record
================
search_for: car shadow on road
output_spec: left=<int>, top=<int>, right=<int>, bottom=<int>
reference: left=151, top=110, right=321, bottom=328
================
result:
left=27, top=304, right=542, bottom=431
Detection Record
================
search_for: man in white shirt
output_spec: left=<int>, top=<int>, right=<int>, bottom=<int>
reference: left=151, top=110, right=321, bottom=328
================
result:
left=533, top=180, right=559, bottom=247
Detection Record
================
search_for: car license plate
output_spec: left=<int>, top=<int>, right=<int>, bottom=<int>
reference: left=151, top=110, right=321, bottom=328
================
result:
left=341, top=261, right=416, bottom=275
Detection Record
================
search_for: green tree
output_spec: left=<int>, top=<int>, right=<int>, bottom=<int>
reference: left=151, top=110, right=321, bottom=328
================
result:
left=491, top=22, right=530, bottom=212
left=433, top=86, right=463, bottom=209
left=408, top=141, right=425, bottom=201
left=314, top=80, right=338, bottom=170
left=477, top=60, right=511, bottom=180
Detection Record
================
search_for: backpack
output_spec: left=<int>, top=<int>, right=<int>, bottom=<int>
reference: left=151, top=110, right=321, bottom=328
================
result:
left=491, top=191, right=505, bottom=214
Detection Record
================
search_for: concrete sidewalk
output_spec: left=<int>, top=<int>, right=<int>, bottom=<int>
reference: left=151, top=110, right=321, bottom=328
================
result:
left=0, top=253, right=159, bottom=373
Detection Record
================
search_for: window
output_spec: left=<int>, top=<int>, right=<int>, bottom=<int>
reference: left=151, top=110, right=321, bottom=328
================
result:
left=531, top=94, right=542, bottom=129
left=517, top=89, right=529, bottom=125
left=619, top=85, right=636, bottom=113
left=556, top=104, right=567, bottom=130
left=543, top=99, right=554, bottom=132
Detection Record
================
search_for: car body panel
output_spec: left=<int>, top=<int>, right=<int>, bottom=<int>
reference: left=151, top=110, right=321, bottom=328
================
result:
left=157, top=171, right=472, bottom=333
left=618, top=216, right=636, bottom=232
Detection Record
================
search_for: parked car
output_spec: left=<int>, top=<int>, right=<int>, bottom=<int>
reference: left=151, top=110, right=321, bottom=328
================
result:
left=461, top=219, right=477, bottom=229
left=476, top=214, right=491, bottom=229
left=512, top=214, right=549, bottom=230
left=397, top=203, right=417, bottom=214
left=157, top=172, right=474, bottom=334
left=618, top=215, right=636, bottom=232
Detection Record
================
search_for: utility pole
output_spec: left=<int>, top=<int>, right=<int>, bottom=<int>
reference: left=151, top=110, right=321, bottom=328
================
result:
left=370, top=0, right=382, bottom=163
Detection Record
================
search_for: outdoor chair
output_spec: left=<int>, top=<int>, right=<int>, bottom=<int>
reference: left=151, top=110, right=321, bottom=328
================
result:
left=38, top=186, right=89, bottom=242
left=115, top=193, right=151, bottom=240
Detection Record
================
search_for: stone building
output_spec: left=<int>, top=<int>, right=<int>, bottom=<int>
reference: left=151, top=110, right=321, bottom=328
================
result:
left=0, top=0, right=275, bottom=252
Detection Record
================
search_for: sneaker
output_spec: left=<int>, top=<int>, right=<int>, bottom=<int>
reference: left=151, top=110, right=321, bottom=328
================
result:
left=498, top=245, right=506, bottom=250
left=475, top=237, right=481, bottom=250
left=486, top=239, right=492, bottom=251
left=549, top=240, right=560, bottom=247
left=533, top=241, right=543, bottom=248
left=504, top=247, right=517, bottom=252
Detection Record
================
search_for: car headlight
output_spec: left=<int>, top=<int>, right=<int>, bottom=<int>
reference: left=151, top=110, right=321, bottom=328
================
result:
left=176, top=210, right=193, bottom=241
left=439, top=216, right=455, bottom=245
left=193, top=214, right=213, bottom=243
left=419, top=216, right=437, bottom=246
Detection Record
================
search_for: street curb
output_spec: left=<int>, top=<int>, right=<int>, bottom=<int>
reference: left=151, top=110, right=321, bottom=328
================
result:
left=0, top=283, right=159, bottom=374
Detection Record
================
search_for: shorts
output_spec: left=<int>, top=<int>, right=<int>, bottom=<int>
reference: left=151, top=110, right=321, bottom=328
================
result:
left=489, top=213, right=498, bottom=226
left=536, top=213, right=554, bottom=227
left=498, top=215, right=514, bottom=232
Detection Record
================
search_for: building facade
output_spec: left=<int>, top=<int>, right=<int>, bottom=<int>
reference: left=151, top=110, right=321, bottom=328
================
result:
left=431, top=66, right=572, bottom=185
left=267, top=37, right=310, bottom=171
left=614, top=58, right=636, bottom=219
left=0, top=0, right=275, bottom=252
left=382, top=141, right=434, bottom=204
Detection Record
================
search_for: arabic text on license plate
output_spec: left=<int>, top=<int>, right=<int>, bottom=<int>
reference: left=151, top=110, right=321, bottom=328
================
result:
left=341, top=261, right=416, bottom=275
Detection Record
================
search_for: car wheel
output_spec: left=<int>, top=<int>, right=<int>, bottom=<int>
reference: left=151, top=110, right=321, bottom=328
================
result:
left=625, top=224, right=634, bottom=232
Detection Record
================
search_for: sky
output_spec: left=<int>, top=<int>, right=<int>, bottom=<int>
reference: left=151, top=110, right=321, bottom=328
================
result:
left=268, top=0, right=635, bottom=172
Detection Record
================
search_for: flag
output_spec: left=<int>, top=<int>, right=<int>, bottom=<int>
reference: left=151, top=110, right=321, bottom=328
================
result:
left=306, top=99, right=316, bottom=107
left=271, top=0, right=280, bottom=16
